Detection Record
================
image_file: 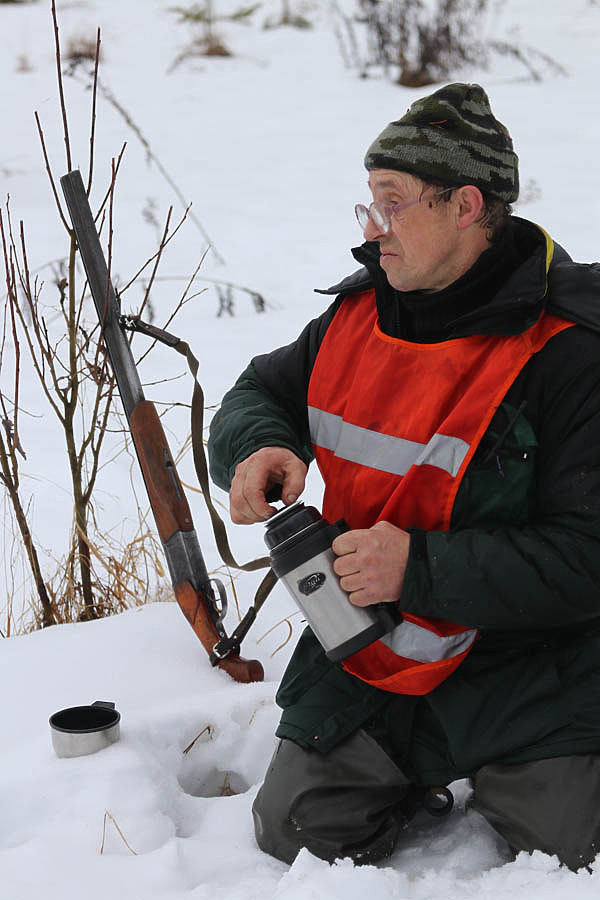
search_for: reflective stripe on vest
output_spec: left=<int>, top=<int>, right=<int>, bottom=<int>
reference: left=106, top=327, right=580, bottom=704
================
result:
left=307, top=407, right=469, bottom=478
left=381, top=616, right=475, bottom=663
left=307, top=286, right=573, bottom=695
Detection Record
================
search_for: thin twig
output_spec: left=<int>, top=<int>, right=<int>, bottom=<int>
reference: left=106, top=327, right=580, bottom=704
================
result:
left=7, top=277, right=22, bottom=460
left=69, top=68, right=224, bottom=263
left=106, top=157, right=116, bottom=314
left=86, top=28, right=101, bottom=195
left=118, top=204, right=191, bottom=295
left=142, top=373, right=186, bottom=388
left=154, top=273, right=271, bottom=310
left=183, top=724, right=213, bottom=755
left=82, top=378, right=116, bottom=505
left=34, top=112, right=71, bottom=233
left=4, top=210, right=65, bottom=422
left=51, top=0, right=72, bottom=173
left=257, top=612, right=302, bottom=657
left=93, top=143, right=127, bottom=226
left=137, top=206, right=174, bottom=321
left=92, top=158, right=118, bottom=374
left=100, top=810, right=138, bottom=856
left=134, top=249, right=209, bottom=367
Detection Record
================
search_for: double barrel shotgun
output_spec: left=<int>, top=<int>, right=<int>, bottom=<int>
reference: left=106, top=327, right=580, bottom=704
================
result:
left=60, top=169, right=263, bottom=683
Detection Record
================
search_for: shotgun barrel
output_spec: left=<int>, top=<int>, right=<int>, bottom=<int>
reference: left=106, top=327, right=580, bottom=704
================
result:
left=60, top=169, right=263, bottom=683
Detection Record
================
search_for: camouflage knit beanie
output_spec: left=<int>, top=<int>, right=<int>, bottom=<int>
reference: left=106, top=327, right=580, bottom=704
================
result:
left=364, top=83, right=519, bottom=203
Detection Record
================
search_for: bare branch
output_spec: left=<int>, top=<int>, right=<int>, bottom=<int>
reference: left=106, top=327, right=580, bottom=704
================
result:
left=66, top=230, right=79, bottom=415
left=34, top=112, right=72, bottom=234
left=93, top=143, right=127, bottom=225
left=154, top=272, right=270, bottom=311
left=119, top=204, right=191, bottom=295
left=134, top=247, right=209, bottom=367
left=7, top=276, right=23, bottom=460
left=82, top=379, right=116, bottom=506
left=1, top=207, right=65, bottom=422
left=51, top=0, right=72, bottom=172
left=68, top=67, right=224, bottom=264
left=86, top=28, right=101, bottom=196
left=137, top=206, right=173, bottom=320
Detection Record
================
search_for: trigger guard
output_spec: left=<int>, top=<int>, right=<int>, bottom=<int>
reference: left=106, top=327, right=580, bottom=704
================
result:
left=209, top=578, right=228, bottom=627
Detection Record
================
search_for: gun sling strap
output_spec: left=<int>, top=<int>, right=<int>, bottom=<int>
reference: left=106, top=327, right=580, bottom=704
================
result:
left=120, top=315, right=277, bottom=661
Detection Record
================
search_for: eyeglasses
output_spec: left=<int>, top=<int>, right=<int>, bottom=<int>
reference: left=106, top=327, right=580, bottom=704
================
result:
left=354, top=188, right=455, bottom=234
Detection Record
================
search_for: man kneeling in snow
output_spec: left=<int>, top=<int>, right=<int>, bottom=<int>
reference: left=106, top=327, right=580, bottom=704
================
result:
left=208, top=82, right=600, bottom=871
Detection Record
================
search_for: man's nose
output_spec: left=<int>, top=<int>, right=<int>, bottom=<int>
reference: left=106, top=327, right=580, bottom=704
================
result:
left=363, top=214, right=386, bottom=241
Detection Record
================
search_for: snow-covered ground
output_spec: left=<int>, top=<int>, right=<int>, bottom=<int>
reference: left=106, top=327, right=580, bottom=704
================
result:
left=2, top=0, right=600, bottom=896
left=3, top=601, right=596, bottom=900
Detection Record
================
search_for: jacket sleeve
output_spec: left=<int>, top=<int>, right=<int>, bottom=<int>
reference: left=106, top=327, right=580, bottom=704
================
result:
left=208, top=298, right=341, bottom=491
left=401, top=326, right=600, bottom=631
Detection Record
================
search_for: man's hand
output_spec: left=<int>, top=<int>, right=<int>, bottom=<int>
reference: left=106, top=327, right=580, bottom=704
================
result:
left=332, top=521, right=410, bottom=606
left=229, top=447, right=308, bottom=524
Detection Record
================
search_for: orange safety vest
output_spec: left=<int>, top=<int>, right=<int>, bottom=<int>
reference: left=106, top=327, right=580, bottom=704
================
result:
left=307, top=287, right=573, bottom=695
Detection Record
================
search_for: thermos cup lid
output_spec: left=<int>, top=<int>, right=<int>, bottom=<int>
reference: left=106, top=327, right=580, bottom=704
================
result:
left=264, top=502, right=321, bottom=550
left=49, top=700, right=121, bottom=758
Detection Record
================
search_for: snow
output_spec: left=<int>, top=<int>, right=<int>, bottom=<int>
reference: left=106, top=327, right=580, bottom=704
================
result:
left=2, top=0, right=600, bottom=896
left=4, top=601, right=599, bottom=899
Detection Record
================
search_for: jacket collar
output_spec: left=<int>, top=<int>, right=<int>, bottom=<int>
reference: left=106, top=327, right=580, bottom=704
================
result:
left=316, top=218, right=572, bottom=338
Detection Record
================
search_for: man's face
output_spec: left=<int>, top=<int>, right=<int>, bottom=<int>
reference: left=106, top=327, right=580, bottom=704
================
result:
left=365, top=169, right=463, bottom=293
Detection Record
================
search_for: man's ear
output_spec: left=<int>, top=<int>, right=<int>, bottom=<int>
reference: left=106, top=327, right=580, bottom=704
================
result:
left=455, top=186, right=484, bottom=230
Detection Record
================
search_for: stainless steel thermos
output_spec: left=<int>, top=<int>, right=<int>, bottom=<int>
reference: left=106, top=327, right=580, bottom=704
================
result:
left=264, top=503, right=397, bottom=661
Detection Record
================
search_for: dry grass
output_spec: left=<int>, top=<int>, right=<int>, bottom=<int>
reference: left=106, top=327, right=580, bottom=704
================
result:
left=183, top=724, right=213, bottom=755
left=12, top=521, right=173, bottom=634
left=202, top=36, right=232, bottom=56
left=100, top=811, right=138, bottom=856
left=256, top=611, right=302, bottom=657
left=15, top=52, right=33, bottom=72
left=168, top=34, right=232, bottom=70
left=65, top=32, right=103, bottom=67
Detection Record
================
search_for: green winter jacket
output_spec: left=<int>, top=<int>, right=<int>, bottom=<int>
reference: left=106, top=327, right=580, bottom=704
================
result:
left=208, top=219, right=600, bottom=785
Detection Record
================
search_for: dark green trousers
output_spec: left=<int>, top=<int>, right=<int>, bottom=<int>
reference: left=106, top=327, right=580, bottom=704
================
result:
left=252, top=730, right=600, bottom=871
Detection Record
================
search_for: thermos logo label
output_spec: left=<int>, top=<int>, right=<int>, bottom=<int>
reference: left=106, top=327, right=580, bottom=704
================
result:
left=298, top=572, right=326, bottom=595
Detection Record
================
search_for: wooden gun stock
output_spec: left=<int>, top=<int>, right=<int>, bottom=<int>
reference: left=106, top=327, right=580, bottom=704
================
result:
left=175, top=582, right=264, bottom=683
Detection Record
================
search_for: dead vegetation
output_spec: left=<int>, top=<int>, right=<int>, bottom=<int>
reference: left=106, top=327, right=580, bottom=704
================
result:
left=1, top=0, right=273, bottom=638
left=1, top=3, right=202, bottom=634
left=332, top=0, right=567, bottom=86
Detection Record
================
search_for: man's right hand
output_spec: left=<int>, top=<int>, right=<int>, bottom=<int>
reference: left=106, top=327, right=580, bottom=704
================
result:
left=229, top=447, right=308, bottom=524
